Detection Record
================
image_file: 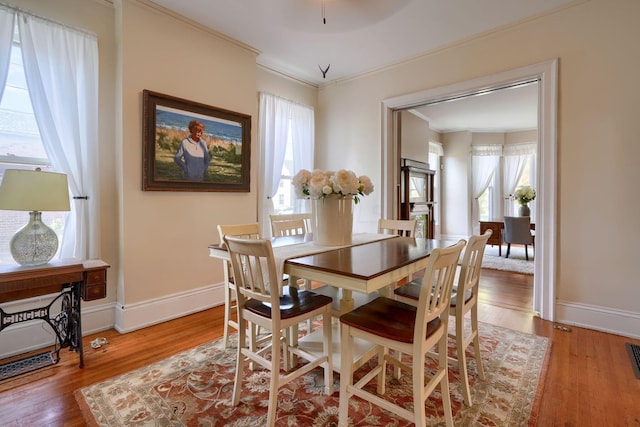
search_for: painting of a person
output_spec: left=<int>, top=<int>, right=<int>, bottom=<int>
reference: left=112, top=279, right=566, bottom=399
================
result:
left=174, top=120, right=211, bottom=180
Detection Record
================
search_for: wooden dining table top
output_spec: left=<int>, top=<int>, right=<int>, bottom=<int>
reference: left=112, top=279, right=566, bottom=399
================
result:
left=285, top=237, right=456, bottom=281
left=209, top=234, right=459, bottom=295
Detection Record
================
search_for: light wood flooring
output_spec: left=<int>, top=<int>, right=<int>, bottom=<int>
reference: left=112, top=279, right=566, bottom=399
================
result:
left=0, top=268, right=639, bottom=426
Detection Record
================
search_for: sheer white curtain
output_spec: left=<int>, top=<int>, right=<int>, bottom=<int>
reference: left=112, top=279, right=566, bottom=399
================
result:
left=503, top=142, right=536, bottom=216
left=0, top=6, right=15, bottom=101
left=258, top=92, right=314, bottom=237
left=18, top=13, right=100, bottom=260
left=471, top=145, right=501, bottom=233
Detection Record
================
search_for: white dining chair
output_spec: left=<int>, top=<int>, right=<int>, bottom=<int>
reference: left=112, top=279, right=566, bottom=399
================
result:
left=269, top=213, right=311, bottom=237
left=395, top=229, right=492, bottom=406
left=225, top=235, right=333, bottom=426
left=216, top=223, right=261, bottom=349
left=377, top=218, right=417, bottom=237
left=338, top=239, right=465, bottom=427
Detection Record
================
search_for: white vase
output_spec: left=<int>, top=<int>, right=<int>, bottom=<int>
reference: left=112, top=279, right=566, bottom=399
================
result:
left=518, top=204, right=530, bottom=217
left=310, top=194, right=353, bottom=246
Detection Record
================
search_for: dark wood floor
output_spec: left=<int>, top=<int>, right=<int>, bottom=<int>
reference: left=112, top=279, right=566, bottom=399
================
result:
left=0, top=268, right=639, bottom=426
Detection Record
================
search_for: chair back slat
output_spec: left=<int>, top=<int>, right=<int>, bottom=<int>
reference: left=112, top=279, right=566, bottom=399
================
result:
left=457, top=229, right=492, bottom=302
left=272, top=218, right=307, bottom=236
left=269, top=213, right=311, bottom=236
left=378, top=218, right=417, bottom=237
left=217, top=223, right=261, bottom=244
left=414, top=240, right=466, bottom=342
left=224, top=236, right=281, bottom=306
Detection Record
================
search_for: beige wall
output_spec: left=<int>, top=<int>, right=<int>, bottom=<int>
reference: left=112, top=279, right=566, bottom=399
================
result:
left=256, top=67, right=317, bottom=108
left=118, top=0, right=259, bottom=309
left=318, top=0, right=640, bottom=326
left=399, top=110, right=431, bottom=165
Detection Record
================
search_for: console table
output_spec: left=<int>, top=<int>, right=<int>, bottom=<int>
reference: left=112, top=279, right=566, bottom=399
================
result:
left=479, top=220, right=535, bottom=256
left=0, top=259, right=109, bottom=379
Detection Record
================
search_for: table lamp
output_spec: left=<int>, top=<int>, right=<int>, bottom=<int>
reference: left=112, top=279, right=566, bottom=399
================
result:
left=0, top=168, right=70, bottom=266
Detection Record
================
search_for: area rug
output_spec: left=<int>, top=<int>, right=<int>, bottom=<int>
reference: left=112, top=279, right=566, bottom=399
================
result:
left=482, top=245, right=534, bottom=275
left=76, top=322, right=549, bottom=426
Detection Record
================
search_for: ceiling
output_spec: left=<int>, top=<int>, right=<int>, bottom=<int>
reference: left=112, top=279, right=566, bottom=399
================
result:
left=410, top=81, right=539, bottom=133
left=147, top=0, right=570, bottom=131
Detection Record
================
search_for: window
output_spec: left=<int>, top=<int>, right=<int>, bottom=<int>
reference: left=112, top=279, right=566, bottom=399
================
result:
left=0, top=31, right=65, bottom=265
left=478, top=183, right=494, bottom=221
left=258, top=92, right=314, bottom=236
left=509, top=155, right=536, bottom=221
left=272, top=131, right=295, bottom=214
left=503, top=142, right=537, bottom=220
left=0, top=6, right=99, bottom=263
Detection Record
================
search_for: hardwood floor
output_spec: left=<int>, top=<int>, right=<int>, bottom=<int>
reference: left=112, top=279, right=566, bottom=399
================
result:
left=1, top=268, right=639, bottom=426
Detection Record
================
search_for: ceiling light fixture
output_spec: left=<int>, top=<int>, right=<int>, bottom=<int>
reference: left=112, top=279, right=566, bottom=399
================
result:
left=321, top=0, right=326, bottom=24
left=319, top=64, right=330, bottom=79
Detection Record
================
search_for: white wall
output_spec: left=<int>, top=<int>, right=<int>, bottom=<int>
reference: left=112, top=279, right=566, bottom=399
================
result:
left=317, top=0, right=640, bottom=337
left=441, top=131, right=471, bottom=238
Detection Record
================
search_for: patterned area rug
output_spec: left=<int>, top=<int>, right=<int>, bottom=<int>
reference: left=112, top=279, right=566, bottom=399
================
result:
left=76, top=322, right=549, bottom=426
left=482, top=246, right=534, bottom=275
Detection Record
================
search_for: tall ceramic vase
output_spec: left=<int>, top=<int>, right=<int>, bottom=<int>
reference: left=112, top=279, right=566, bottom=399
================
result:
left=310, top=194, right=353, bottom=246
left=518, top=204, right=530, bottom=217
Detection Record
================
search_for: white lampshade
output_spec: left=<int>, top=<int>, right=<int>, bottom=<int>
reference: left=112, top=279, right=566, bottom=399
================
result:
left=0, top=169, right=70, bottom=211
left=0, top=169, right=70, bottom=266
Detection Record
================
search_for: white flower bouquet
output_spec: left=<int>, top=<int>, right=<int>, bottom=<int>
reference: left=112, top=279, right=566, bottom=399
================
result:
left=510, top=185, right=536, bottom=205
left=293, top=169, right=374, bottom=204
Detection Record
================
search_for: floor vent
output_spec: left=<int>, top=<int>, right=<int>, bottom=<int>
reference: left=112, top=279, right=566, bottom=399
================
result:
left=0, top=351, right=55, bottom=382
left=626, top=343, right=640, bottom=379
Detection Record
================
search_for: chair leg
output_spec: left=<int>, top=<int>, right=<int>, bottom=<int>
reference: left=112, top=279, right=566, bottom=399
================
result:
left=471, top=305, right=485, bottom=380
left=377, top=346, right=388, bottom=394
left=524, top=244, right=529, bottom=261
left=266, top=330, right=281, bottom=426
left=322, top=311, right=334, bottom=395
left=412, top=354, right=427, bottom=427
left=338, top=325, right=355, bottom=427
left=232, top=318, right=247, bottom=406
left=457, top=314, right=472, bottom=406
left=223, top=310, right=231, bottom=349
left=223, top=285, right=232, bottom=348
left=506, top=243, right=511, bottom=258
left=439, top=334, right=454, bottom=427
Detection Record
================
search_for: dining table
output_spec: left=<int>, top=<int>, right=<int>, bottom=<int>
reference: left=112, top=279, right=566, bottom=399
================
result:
left=209, top=233, right=458, bottom=372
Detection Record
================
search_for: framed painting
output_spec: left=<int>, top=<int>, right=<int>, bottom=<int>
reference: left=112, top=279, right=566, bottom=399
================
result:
left=142, top=90, right=251, bottom=192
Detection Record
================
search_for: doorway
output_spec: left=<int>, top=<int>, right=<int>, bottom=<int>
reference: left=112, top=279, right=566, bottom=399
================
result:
left=381, top=60, right=558, bottom=321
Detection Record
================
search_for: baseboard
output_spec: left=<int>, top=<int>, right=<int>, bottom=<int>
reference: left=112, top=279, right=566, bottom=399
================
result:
left=0, top=283, right=226, bottom=359
left=114, top=283, right=225, bottom=334
left=556, top=300, right=640, bottom=340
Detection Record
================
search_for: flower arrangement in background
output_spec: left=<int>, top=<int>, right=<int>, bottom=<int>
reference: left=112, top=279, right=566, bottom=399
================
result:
left=293, top=169, right=374, bottom=204
left=510, top=185, right=536, bottom=205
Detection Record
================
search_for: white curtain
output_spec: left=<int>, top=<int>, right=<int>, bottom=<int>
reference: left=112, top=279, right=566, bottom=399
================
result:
left=0, top=6, right=15, bottom=102
left=258, top=92, right=314, bottom=237
left=503, top=143, right=536, bottom=216
left=18, top=13, right=100, bottom=260
left=428, top=141, right=443, bottom=156
left=471, top=145, right=501, bottom=233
